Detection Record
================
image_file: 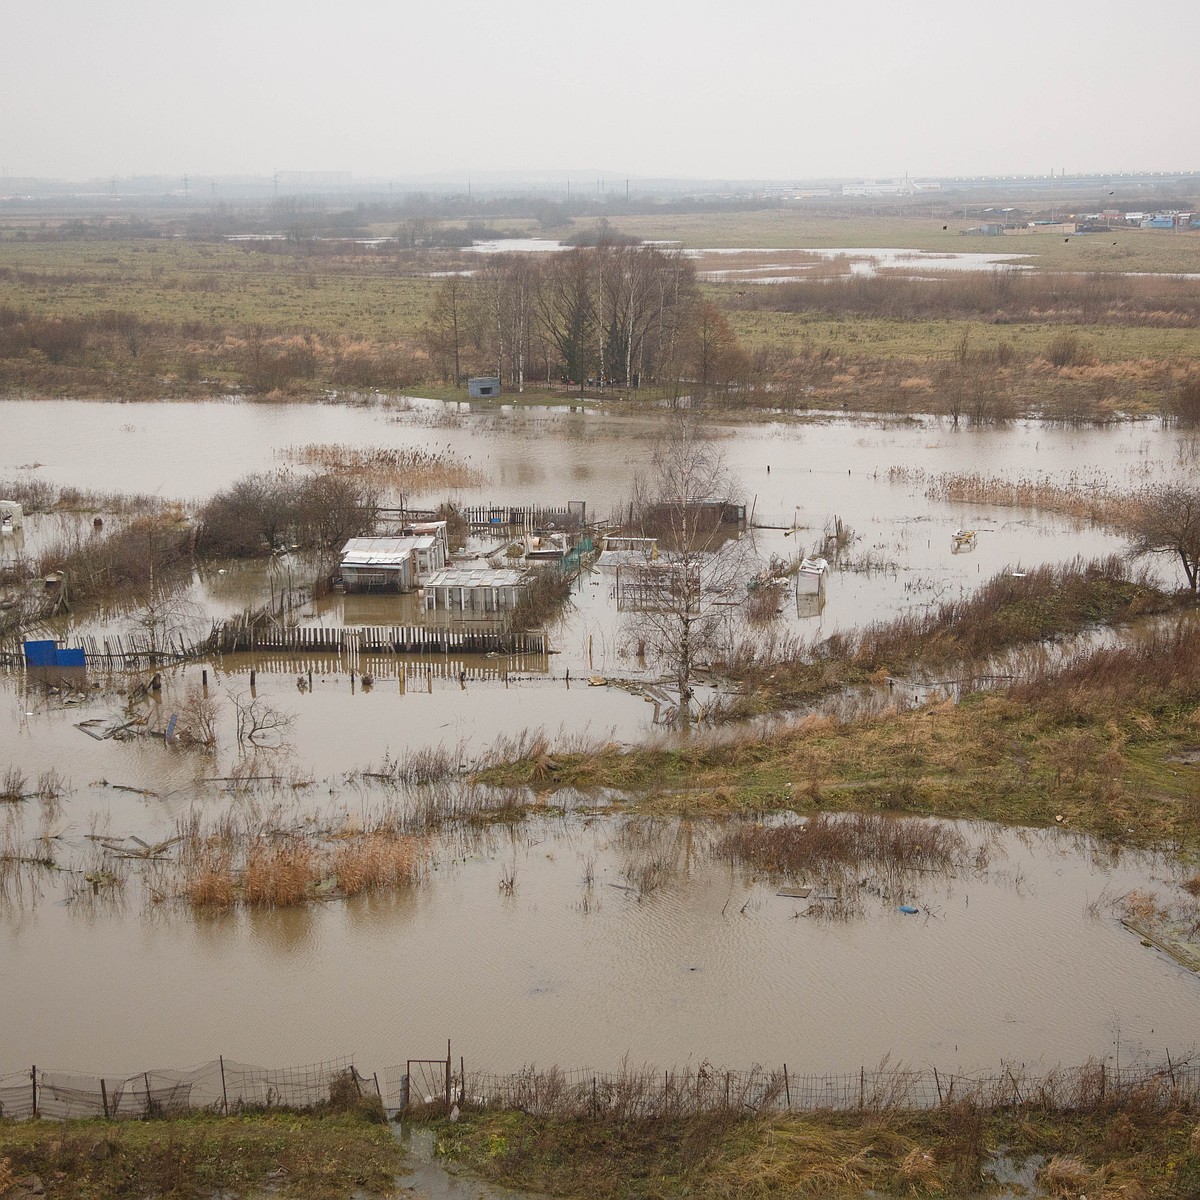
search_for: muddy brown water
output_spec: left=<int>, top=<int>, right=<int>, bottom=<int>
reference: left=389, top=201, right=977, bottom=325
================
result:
left=2, top=398, right=1200, bottom=1083
left=2, top=803, right=1199, bottom=1082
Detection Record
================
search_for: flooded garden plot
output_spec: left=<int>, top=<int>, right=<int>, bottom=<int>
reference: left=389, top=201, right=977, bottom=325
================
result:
left=3, top=396, right=1200, bottom=1085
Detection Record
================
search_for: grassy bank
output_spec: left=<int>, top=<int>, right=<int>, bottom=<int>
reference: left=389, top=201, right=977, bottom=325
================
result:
left=475, top=572, right=1200, bottom=845
left=432, top=1104, right=1200, bottom=1199
left=0, top=1109, right=401, bottom=1199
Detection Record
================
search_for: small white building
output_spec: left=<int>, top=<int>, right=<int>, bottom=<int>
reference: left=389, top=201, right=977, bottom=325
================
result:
left=339, top=535, right=448, bottom=593
left=423, top=564, right=531, bottom=614
left=401, top=520, right=450, bottom=558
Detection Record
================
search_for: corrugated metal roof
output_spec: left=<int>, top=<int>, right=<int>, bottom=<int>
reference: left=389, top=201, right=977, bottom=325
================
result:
left=424, top=566, right=528, bottom=589
left=340, top=536, right=436, bottom=565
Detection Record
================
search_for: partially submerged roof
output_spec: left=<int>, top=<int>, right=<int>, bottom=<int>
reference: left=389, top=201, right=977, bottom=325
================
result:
left=340, top=536, right=437, bottom=565
left=424, top=565, right=529, bottom=589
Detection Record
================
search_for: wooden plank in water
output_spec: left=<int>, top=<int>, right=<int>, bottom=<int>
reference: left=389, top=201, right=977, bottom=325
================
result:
left=777, top=886, right=812, bottom=899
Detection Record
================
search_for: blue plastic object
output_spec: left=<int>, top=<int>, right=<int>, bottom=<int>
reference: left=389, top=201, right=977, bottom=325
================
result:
left=23, top=640, right=86, bottom=668
left=898, top=904, right=920, bottom=915
left=23, top=640, right=58, bottom=667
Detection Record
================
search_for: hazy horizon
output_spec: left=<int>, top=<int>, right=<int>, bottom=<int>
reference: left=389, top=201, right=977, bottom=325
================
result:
left=4, top=0, right=1198, bottom=183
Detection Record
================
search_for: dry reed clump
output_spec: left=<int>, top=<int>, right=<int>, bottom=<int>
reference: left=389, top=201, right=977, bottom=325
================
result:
left=184, top=861, right=237, bottom=908
left=242, top=842, right=316, bottom=906
left=171, top=807, right=427, bottom=908
left=281, top=443, right=486, bottom=495
left=331, top=832, right=420, bottom=896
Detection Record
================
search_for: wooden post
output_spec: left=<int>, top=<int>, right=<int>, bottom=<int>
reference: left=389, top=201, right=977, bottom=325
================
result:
left=783, top=1064, right=791, bottom=1110
left=373, top=1072, right=383, bottom=1102
left=460, top=1057, right=465, bottom=1106
left=220, top=1055, right=229, bottom=1114
left=101, top=1078, right=110, bottom=1119
left=933, top=1067, right=943, bottom=1106
left=202, top=669, right=208, bottom=688
left=1100, top=1062, right=1106, bottom=1102
left=31, top=1065, right=37, bottom=1117
left=446, top=1040, right=452, bottom=1112
left=144, top=1072, right=152, bottom=1117
left=859, top=1066, right=865, bottom=1110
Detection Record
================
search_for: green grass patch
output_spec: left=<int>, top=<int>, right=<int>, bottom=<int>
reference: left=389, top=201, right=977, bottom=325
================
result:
left=0, top=1109, right=401, bottom=1199
left=432, top=1104, right=1200, bottom=1199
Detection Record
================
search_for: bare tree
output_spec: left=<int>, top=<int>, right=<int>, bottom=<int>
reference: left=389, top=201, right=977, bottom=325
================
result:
left=623, top=422, right=747, bottom=723
left=537, top=249, right=596, bottom=389
left=424, top=274, right=473, bottom=384
left=230, top=691, right=295, bottom=749
left=1128, top=486, right=1200, bottom=591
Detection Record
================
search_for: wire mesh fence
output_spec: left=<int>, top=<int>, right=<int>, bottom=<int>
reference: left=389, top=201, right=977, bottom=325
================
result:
left=0, top=1057, right=376, bottom=1122
left=386, top=1056, right=1200, bottom=1120
left=6, top=1053, right=1199, bottom=1124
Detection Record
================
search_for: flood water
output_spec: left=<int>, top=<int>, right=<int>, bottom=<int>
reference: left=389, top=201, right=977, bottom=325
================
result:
left=3, top=800, right=1199, bottom=1085
left=2, top=396, right=1200, bottom=1085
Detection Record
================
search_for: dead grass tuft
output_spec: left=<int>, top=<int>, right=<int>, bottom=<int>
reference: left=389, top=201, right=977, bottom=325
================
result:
left=1039, top=1154, right=1094, bottom=1196
left=243, top=841, right=316, bottom=906
left=332, top=832, right=420, bottom=895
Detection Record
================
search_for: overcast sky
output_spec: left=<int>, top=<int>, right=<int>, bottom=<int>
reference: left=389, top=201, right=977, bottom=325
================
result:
left=3, top=0, right=1196, bottom=182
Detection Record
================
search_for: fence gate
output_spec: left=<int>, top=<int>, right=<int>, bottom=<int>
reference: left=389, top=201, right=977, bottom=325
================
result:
left=405, top=1042, right=455, bottom=1112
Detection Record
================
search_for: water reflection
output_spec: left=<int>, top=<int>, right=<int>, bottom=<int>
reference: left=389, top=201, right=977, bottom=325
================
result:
left=2, top=808, right=1200, bottom=1075
left=244, top=904, right=319, bottom=960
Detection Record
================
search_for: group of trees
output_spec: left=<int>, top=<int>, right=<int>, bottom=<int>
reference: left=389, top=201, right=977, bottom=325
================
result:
left=423, top=244, right=748, bottom=396
left=195, top=471, right=378, bottom=558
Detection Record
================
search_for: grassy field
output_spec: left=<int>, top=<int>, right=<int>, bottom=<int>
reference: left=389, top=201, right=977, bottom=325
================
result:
left=0, top=1109, right=402, bottom=1199
left=0, top=240, right=435, bottom=340
left=434, top=1104, right=1200, bottom=1199
left=1, top=210, right=1197, bottom=413
left=475, top=568, right=1200, bottom=848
